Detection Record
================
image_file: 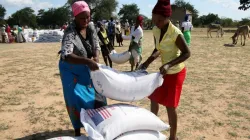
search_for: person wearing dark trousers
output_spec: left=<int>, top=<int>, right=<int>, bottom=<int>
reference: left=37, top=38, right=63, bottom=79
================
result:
left=108, top=17, right=116, bottom=47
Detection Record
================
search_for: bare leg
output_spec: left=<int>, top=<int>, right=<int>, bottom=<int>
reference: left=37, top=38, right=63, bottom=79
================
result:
left=131, top=65, right=134, bottom=72
left=167, top=107, right=178, bottom=140
left=135, top=63, right=139, bottom=70
left=150, top=100, right=159, bottom=115
left=75, top=128, right=81, bottom=136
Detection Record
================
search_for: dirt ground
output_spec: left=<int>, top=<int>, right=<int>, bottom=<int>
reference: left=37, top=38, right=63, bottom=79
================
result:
left=0, top=30, right=249, bottom=140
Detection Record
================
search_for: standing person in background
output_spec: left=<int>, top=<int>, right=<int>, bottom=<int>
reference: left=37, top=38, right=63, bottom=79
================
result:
left=139, top=0, right=191, bottom=139
left=108, top=17, right=115, bottom=47
left=6, top=24, right=12, bottom=43
left=97, top=22, right=113, bottom=67
left=128, top=15, right=144, bottom=71
left=115, top=21, right=123, bottom=47
left=124, top=19, right=130, bottom=35
left=182, top=15, right=193, bottom=46
left=0, top=25, right=7, bottom=43
left=58, top=1, right=107, bottom=136
left=17, top=25, right=23, bottom=43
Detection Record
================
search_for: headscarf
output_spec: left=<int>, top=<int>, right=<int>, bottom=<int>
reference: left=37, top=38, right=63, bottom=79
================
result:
left=136, top=15, right=143, bottom=27
left=152, top=0, right=172, bottom=17
left=72, top=1, right=90, bottom=17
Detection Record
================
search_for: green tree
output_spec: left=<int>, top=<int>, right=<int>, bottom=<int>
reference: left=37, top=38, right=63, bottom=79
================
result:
left=0, top=4, right=6, bottom=20
left=201, top=13, right=220, bottom=25
left=174, top=0, right=199, bottom=26
left=239, top=0, right=250, bottom=10
left=239, top=18, right=250, bottom=25
left=118, top=4, right=140, bottom=24
left=0, top=4, right=6, bottom=25
left=37, top=6, right=71, bottom=28
left=7, top=7, right=37, bottom=28
left=221, top=18, right=233, bottom=27
left=93, top=0, right=118, bottom=21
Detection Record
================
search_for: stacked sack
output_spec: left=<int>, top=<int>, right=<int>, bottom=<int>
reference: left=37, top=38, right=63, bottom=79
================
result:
left=78, top=65, right=168, bottom=140
left=35, top=29, right=64, bottom=43
left=22, top=29, right=64, bottom=43
left=81, top=104, right=169, bottom=140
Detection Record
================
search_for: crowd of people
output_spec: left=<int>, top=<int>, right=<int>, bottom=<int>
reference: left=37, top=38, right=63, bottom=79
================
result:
left=58, top=0, right=191, bottom=140
left=0, top=24, right=27, bottom=43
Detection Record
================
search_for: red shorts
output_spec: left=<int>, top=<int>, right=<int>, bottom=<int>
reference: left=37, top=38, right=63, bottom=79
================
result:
left=148, top=68, right=186, bottom=108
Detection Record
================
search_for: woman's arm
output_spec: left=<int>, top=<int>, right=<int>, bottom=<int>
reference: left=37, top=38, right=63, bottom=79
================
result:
left=66, top=53, right=99, bottom=71
left=160, top=34, right=191, bottom=75
left=60, top=29, right=99, bottom=71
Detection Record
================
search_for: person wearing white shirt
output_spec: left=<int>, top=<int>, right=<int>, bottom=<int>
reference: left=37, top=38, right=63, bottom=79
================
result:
left=181, top=15, right=193, bottom=46
left=127, top=16, right=144, bottom=71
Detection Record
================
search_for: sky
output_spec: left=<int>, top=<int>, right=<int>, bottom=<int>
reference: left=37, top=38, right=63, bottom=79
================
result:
left=1, top=0, right=250, bottom=20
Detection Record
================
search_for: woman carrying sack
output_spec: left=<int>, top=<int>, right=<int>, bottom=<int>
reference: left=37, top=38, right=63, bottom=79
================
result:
left=58, top=1, right=107, bottom=136
left=139, top=0, right=191, bottom=139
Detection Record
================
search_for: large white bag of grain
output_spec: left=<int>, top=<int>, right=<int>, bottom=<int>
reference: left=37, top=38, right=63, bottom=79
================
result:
left=90, top=64, right=163, bottom=102
left=122, top=35, right=131, bottom=40
left=47, top=135, right=88, bottom=140
left=109, top=50, right=131, bottom=64
left=115, top=131, right=167, bottom=140
left=80, top=104, right=169, bottom=140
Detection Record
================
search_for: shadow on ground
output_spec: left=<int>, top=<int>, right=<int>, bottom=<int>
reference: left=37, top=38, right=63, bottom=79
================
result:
left=15, top=130, right=87, bottom=140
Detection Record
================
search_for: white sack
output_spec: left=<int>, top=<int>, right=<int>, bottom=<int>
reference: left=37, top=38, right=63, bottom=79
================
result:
left=80, top=104, right=170, bottom=140
left=122, top=35, right=131, bottom=40
left=109, top=50, right=131, bottom=64
left=47, top=136, right=88, bottom=140
left=115, top=131, right=167, bottom=140
left=91, top=64, right=163, bottom=102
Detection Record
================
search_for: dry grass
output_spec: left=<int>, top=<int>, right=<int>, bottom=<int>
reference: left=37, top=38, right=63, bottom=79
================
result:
left=0, top=30, right=249, bottom=140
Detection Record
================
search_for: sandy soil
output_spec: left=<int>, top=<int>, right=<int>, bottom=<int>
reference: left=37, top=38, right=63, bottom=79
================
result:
left=0, top=30, right=249, bottom=140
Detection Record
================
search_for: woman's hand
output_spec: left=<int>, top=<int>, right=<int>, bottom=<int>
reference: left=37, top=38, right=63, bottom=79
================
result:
left=93, top=56, right=99, bottom=63
left=87, top=59, right=99, bottom=71
left=159, top=64, right=170, bottom=75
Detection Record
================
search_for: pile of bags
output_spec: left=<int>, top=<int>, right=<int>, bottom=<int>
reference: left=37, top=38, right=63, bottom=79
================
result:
left=35, top=30, right=64, bottom=43
left=86, top=65, right=167, bottom=139
left=49, top=65, right=167, bottom=140
left=81, top=103, right=169, bottom=140
left=22, top=29, right=64, bottom=43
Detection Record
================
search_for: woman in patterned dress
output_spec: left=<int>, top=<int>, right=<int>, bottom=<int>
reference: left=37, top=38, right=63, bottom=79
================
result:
left=58, top=1, right=107, bottom=136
